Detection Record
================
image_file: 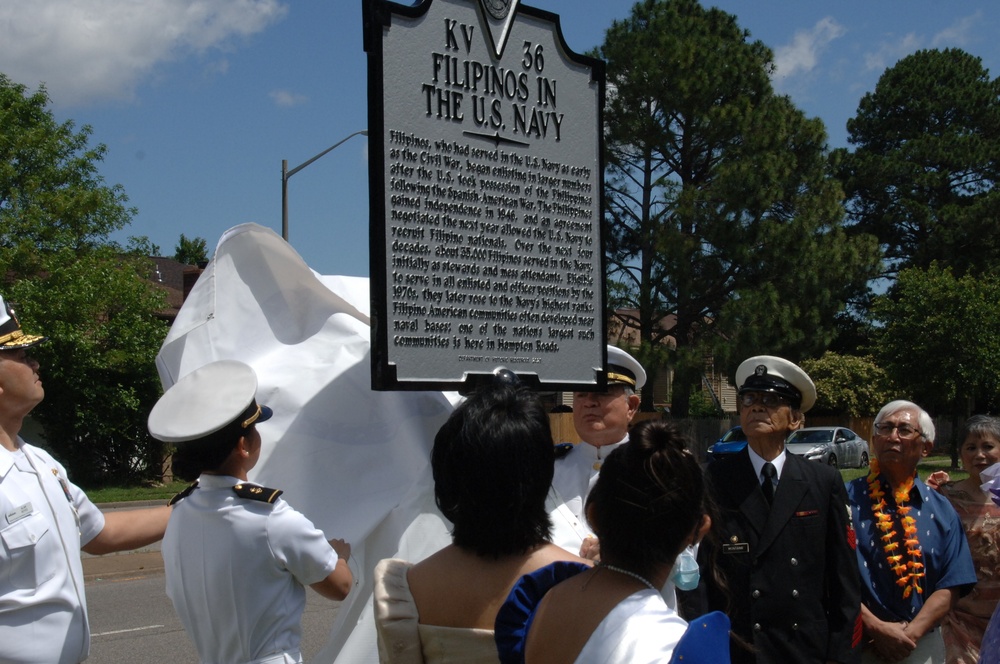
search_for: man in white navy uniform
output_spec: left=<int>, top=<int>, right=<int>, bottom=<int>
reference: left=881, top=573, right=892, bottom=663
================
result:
left=150, top=360, right=353, bottom=664
left=0, top=293, right=171, bottom=664
left=546, top=345, right=644, bottom=559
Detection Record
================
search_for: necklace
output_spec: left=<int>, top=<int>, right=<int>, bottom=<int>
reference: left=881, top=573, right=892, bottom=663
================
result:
left=599, top=563, right=658, bottom=592
left=867, top=458, right=924, bottom=599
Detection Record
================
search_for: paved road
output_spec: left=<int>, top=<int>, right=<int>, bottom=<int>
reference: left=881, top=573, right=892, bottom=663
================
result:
left=84, top=555, right=343, bottom=663
left=82, top=502, right=343, bottom=663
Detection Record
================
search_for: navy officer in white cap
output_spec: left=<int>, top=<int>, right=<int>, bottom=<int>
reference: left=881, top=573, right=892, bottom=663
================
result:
left=0, top=293, right=172, bottom=664
left=546, top=345, right=645, bottom=560
left=699, top=355, right=861, bottom=664
left=546, top=345, right=702, bottom=610
left=149, top=360, right=353, bottom=664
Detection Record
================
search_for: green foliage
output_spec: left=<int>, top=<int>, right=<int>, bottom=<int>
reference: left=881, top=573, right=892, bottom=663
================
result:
left=0, top=75, right=134, bottom=263
left=687, top=386, right=722, bottom=417
left=872, top=264, right=1000, bottom=417
left=838, top=48, right=1000, bottom=278
left=0, top=74, right=168, bottom=486
left=84, top=480, right=189, bottom=504
left=173, top=233, right=208, bottom=266
left=599, top=0, right=880, bottom=415
left=799, top=352, right=895, bottom=416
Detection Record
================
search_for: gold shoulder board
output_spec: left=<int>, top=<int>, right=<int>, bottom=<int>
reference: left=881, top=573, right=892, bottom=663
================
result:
left=232, top=483, right=283, bottom=503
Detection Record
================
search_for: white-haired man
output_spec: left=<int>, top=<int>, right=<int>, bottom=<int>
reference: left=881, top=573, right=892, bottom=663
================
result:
left=847, top=400, right=976, bottom=663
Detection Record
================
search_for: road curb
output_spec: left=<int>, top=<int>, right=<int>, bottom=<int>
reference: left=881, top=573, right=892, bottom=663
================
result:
left=83, top=501, right=169, bottom=581
left=94, top=499, right=168, bottom=510
left=83, top=550, right=165, bottom=581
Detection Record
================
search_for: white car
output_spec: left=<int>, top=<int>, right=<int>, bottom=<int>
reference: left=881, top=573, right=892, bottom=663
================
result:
left=785, top=426, right=870, bottom=468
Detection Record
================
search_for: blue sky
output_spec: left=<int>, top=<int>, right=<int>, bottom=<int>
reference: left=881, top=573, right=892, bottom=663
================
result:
left=3, top=0, right=999, bottom=277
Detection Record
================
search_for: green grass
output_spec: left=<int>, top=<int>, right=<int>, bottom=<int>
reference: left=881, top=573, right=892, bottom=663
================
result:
left=839, top=454, right=969, bottom=484
left=85, top=480, right=190, bottom=504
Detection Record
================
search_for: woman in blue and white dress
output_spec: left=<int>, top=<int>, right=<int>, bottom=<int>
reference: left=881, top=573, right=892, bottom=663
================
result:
left=496, top=419, right=730, bottom=664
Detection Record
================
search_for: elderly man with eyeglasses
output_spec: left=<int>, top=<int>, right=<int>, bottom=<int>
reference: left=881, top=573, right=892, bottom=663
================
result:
left=846, top=400, right=976, bottom=663
left=698, top=355, right=862, bottom=664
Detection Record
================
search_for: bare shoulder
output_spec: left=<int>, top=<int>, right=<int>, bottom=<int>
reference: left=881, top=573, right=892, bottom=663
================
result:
left=529, top=542, right=590, bottom=569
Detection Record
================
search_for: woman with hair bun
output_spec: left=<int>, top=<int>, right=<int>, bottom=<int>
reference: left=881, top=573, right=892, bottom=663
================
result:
left=496, top=419, right=729, bottom=664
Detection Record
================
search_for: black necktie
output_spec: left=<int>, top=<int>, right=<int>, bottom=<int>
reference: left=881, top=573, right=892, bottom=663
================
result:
left=761, top=462, right=776, bottom=505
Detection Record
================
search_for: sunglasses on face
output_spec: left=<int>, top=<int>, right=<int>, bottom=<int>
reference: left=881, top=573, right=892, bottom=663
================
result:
left=739, top=392, right=790, bottom=409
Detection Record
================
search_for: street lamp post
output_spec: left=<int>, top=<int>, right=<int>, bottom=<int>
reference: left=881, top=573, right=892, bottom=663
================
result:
left=281, top=129, right=368, bottom=241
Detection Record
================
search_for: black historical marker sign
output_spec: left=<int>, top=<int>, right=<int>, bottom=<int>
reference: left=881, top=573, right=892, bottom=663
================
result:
left=365, top=0, right=605, bottom=391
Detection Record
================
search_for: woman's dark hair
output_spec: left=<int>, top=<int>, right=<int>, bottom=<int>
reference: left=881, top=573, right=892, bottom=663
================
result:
left=170, top=418, right=252, bottom=482
left=960, top=414, right=1000, bottom=446
left=585, top=419, right=704, bottom=577
left=432, top=382, right=554, bottom=557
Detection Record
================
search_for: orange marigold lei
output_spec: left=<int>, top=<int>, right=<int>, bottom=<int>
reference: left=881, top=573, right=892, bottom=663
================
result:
left=867, top=458, right=924, bottom=599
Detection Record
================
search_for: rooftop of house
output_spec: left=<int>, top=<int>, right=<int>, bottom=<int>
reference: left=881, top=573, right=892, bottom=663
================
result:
left=147, top=256, right=203, bottom=322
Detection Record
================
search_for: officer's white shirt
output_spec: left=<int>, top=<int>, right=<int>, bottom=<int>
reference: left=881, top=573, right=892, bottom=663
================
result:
left=0, top=438, right=105, bottom=664
left=545, top=434, right=682, bottom=611
left=546, top=436, right=629, bottom=551
left=162, top=473, right=338, bottom=664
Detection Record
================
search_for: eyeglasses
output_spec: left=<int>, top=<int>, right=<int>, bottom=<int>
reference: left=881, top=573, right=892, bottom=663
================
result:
left=873, top=422, right=922, bottom=439
left=739, top=392, right=790, bottom=409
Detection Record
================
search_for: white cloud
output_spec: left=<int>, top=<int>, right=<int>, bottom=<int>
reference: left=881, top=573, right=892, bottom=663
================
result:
left=859, top=13, right=982, bottom=78
left=932, top=12, right=981, bottom=48
left=773, top=17, right=845, bottom=81
left=269, top=89, right=308, bottom=107
left=0, top=0, right=288, bottom=108
left=863, top=32, right=923, bottom=72
left=205, top=59, right=231, bottom=77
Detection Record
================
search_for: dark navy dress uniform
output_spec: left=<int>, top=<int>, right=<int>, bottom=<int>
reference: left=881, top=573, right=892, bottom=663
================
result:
left=703, top=448, right=861, bottom=664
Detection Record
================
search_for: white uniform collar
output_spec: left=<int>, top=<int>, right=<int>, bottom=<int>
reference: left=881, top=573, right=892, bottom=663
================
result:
left=197, top=473, right=246, bottom=489
left=0, top=444, right=12, bottom=478
left=747, top=444, right=786, bottom=481
left=0, top=436, right=30, bottom=478
left=579, top=434, right=629, bottom=470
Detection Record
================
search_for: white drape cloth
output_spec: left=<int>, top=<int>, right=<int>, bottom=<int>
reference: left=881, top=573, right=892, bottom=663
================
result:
left=155, top=223, right=455, bottom=663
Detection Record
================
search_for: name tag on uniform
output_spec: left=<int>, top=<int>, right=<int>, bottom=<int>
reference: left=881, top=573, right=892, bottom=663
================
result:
left=6, top=503, right=32, bottom=524
left=722, top=542, right=750, bottom=554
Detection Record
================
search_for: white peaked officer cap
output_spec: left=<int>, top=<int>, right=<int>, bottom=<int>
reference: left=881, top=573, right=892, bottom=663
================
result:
left=735, top=355, right=816, bottom=413
left=607, top=345, right=646, bottom=390
left=0, top=293, right=47, bottom=349
left=148, top=360, right=273, bottom=443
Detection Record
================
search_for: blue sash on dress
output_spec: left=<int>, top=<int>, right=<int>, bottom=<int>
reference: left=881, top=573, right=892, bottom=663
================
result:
left=494, top=561, right=731, bottom=663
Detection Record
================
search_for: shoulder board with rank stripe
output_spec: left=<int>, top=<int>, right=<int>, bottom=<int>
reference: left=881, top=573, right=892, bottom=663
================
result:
left=554, top=442, right=575, bottom=459
left=232, top=483, right=283, bottom=503
left=168, top=481, right=199, bottom=506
